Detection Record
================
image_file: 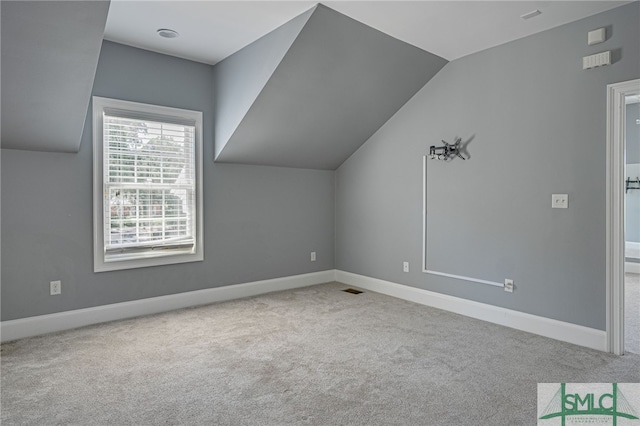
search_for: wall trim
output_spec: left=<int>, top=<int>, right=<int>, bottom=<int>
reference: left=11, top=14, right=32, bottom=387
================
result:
left=335, top=270, right=607, bottom=352
left=0, top=270, right=335, bottom=343
left=422, top=156, right=503, bottom=289
left=606, top=79, right=640, bottom=355
left=423, top=269, right=504, bottom=288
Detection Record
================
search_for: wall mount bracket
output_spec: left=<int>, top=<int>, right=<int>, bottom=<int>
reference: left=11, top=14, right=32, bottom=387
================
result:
left=428, top=137, right=466, bottom=161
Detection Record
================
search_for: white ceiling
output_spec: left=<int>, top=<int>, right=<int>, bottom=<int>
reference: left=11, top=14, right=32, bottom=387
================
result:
left=104, top=1, right=631, bottom=65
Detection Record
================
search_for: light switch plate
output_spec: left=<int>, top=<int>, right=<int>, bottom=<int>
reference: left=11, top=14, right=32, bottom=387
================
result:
left=552, top=194, right=568, bottom=209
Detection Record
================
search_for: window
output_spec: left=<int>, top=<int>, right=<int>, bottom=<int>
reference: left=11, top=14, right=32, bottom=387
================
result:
left=93, top=97, right=203, bottom=272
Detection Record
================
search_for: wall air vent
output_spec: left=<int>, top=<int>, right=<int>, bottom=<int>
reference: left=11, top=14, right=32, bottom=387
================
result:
left=583, top=51, right=611, bottom=70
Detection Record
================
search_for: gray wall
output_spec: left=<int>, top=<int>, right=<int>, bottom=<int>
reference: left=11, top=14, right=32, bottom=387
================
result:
left=1, top=41, right=335, bottom=321
left=213, top=7, right=313, bottom=159
left=627, top=103, right=640, bottom=244
left=335, top=3, right=640, bottom=331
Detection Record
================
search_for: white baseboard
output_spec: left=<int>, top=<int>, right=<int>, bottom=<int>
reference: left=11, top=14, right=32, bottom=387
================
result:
left=626, top=241, right=640, bottom=259
left=626, top=240, right=640, bottom=273
left=2, top=269, right=610, bottom=352
left=1, top=270, right=335, bottom=343
left=335, top=270, right=607, bottom=352
left=626, top=261, right=640, bottom=274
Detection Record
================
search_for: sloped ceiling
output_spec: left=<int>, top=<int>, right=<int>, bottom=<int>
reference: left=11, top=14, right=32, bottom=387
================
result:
left=1, top=1, right=110, bottom=152
left=214, top=4, right=448, bottom=170
left=104, top=1, right=631, bottom=65
left=213, top=7, right=314, bottom=161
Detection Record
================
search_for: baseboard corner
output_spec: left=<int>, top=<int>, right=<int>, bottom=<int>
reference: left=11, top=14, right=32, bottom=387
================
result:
left=1, top=269, right=336, bottom=343
left=335, top=270, right=607, bottom=352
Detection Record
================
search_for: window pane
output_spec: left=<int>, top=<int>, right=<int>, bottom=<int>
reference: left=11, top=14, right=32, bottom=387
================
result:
left=104, top=114, right=196, bottom=251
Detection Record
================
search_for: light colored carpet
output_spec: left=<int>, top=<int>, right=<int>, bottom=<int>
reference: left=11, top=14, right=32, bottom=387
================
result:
left=2, top=282, right=639, bottom=425
left=626, top=272, right=640, bottom=354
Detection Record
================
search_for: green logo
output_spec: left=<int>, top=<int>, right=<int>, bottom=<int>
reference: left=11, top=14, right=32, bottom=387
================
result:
left=539, top=383, right=639, bottom=425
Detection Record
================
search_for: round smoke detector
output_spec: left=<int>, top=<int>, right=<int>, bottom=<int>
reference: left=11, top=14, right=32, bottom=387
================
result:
left=157, top=28, right=179, bottom=39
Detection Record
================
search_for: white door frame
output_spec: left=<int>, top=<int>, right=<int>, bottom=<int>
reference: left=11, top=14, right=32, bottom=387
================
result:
left=606, top=79, right=640, bottom=355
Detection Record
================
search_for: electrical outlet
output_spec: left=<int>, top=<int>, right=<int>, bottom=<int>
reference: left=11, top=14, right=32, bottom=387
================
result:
left=552, top=194, right=568, bottom=209
left=310, top=251, right=316, bottom=262
left=403, top=262, right=409, bottom=273
left=50, top=280, right=61, bottom=295
left=504, top=279, right=514, bottom=293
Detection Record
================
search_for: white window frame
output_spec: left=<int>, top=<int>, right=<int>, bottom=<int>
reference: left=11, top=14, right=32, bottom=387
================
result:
left=92, top=96, right=203, bottom=272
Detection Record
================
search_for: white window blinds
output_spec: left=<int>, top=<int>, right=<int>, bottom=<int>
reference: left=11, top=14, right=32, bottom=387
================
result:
left=103, top=114, right=196, bottom=256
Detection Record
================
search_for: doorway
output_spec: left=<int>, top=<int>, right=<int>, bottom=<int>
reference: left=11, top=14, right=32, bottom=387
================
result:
left=607, top=79, right=640, bottom=355
left=624, top=94, right=640, bottom=354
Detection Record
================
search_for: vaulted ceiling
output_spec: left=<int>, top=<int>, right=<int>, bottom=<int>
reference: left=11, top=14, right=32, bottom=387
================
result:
left=1, top=1, right=109, bottom=152
left=213, top=4, right=447, bottom=170
left=104, top=1, right=631, bottom=64
left=1, top=1, right=631, bottom=166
